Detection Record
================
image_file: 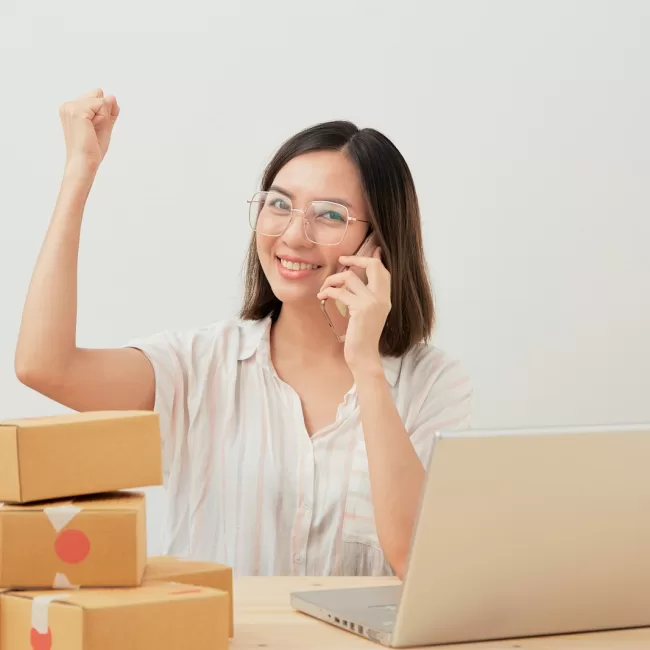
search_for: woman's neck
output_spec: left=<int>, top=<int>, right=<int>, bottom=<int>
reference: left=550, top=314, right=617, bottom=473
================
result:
left=272, top=302, right=344, bottom=361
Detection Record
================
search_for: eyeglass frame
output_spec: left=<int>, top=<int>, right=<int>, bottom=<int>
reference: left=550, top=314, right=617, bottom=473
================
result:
left=247, top=190, right=370, bottom=246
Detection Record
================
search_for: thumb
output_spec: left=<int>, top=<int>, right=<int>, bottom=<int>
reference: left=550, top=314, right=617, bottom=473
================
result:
left=107, top=96, right=120, bottom=121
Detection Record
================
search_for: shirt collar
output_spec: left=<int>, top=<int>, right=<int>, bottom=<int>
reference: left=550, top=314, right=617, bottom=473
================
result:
left=237, top=316, right=402, bottom=386
left=237, top=317, right=272, bottom=362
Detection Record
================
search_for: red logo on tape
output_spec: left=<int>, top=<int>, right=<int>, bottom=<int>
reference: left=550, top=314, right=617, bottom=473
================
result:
left=30, top=627, right=52, bottom=650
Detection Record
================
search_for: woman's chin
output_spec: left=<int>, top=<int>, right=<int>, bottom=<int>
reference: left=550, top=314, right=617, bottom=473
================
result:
left=269, top=281, right=320, bottom=309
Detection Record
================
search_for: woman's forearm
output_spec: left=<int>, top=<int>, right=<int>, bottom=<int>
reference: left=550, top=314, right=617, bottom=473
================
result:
left=355, top=365, right=425, bottom=579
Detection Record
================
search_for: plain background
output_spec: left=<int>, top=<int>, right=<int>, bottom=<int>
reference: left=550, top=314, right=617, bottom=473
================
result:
left=1, top=1, right=649, bottom=554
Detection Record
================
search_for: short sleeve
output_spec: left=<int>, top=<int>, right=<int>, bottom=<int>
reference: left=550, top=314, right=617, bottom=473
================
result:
left=404, top=347, right=473, bottom=467
left=124, top=319, right=251, bottom=486
left=124, top=330, right=194, bottom=485
left=123, top=319, right=255, bottom=558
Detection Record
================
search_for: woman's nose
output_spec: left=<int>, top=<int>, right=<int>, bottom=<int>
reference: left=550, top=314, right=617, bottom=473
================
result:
left=281, top=211, right=313, bottom=248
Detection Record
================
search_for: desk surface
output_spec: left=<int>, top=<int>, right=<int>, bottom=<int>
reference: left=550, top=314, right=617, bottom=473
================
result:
left=230, top=576, right=650, bottom=649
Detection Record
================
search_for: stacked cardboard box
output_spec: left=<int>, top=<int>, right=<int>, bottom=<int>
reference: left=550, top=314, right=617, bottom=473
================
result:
left=143, top=555, right=234, bottom=637
left=0, top=411, right=233, bottom=650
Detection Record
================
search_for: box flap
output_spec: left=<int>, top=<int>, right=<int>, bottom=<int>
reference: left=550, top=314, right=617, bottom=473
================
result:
left=144, top=557, right=230, bottom=579
left=0, top=410, right=155, bottom=429
left=63, top=492, right=145, bottom=512
left=0, top=491, right=144, bottom=513
left=7, top=582, right=224, bottom=610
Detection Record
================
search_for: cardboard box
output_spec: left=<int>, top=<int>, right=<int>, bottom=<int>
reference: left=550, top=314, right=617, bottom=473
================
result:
left=0, top=492, right=146, bottom=589
left=0, top=581, right=228, bottom=650
left=0, top=589, right=5, bottom=645
left=0, top=411, right=163, bottom=503
left=144, top=556, right=234, bottom=636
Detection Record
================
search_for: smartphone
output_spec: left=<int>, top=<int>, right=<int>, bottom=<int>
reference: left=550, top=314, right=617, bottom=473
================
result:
left=321, top=232, right=379, bottom=339
left=335, top=232, right=378, bottom=278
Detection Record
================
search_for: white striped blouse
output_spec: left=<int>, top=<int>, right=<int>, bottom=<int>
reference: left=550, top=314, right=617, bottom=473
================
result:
left=127, top=316, right=471, bottom=577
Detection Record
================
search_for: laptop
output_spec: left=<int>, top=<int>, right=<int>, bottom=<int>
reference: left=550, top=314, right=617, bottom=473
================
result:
left=290, top=424, right=650, bottom=647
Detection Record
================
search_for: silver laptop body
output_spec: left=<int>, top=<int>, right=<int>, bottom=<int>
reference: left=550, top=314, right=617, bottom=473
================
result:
left=290, top=424, right=650, bottom=647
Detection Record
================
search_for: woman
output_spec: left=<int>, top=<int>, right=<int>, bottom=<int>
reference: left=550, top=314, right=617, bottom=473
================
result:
left=15, top=89, right=471, bottom=579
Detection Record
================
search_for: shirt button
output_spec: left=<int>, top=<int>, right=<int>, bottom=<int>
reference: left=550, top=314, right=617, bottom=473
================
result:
left=295, top=554, right=303, bottom=563
left=303, top=502, right=311, bottom=511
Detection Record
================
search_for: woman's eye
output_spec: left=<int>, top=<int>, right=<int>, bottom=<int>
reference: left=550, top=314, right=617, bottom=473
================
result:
left=320, top=211, right=344, bottom=222
left=270, top=199, right=290, bottom=210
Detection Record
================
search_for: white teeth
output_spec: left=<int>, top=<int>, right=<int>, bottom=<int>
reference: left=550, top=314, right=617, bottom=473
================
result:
left=279, top=258, right=321, bottom=271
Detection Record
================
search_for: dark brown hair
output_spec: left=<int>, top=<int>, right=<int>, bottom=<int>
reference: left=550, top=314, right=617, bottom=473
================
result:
left=240, top=120, right=435, bottom=357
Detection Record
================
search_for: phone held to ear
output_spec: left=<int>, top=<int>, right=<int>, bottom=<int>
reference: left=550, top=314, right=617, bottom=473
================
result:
left=320, top=233, right=379, bottom=341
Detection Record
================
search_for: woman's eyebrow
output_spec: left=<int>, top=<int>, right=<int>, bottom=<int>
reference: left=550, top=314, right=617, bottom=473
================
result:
left=269, top=184, right=294, bottom=198
left=269, top=184, right=352, bottom=209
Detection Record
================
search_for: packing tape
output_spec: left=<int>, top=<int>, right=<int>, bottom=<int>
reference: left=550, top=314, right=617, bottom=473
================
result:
left=44, top=505, right=81, bottom=532
left=32, top=593, right=70, bottom=632
left=53, top=573, right=79, bottom=590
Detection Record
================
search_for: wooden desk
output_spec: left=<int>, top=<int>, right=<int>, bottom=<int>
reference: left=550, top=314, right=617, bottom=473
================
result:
left=230, top=577, right=650, bottom=649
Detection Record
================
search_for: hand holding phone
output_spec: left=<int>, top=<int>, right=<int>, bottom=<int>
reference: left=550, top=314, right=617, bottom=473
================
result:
left=320, top=233, right=379, bottom=340
left=334, top=233, right=378, bottom=315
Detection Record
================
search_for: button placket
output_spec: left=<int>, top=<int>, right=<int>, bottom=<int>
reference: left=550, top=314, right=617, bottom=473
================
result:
left=293, top=441, right=315, bottom=576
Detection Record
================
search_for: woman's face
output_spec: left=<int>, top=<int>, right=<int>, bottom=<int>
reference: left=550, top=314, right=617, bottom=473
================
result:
left=256, top=150, right=370, bottom=307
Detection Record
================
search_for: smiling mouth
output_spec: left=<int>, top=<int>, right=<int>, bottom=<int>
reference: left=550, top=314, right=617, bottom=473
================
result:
left=277, top=256, right=322, bottom=271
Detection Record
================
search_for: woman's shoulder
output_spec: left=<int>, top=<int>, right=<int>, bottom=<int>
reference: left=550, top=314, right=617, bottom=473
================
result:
left=394, top=340, right=471, bottom=394
left=392, top=342, right=472, bottom=433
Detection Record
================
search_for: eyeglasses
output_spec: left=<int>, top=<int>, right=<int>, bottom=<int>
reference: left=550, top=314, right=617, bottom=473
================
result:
left=247, top=190, right=369, bottom=246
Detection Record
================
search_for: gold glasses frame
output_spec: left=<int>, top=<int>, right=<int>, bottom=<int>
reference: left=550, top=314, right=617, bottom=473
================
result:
left=247, top=190, right=369, bottom=246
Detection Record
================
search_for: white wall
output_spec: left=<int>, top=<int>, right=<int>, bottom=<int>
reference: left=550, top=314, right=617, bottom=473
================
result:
left=1, top=0, right=649, bottom=554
